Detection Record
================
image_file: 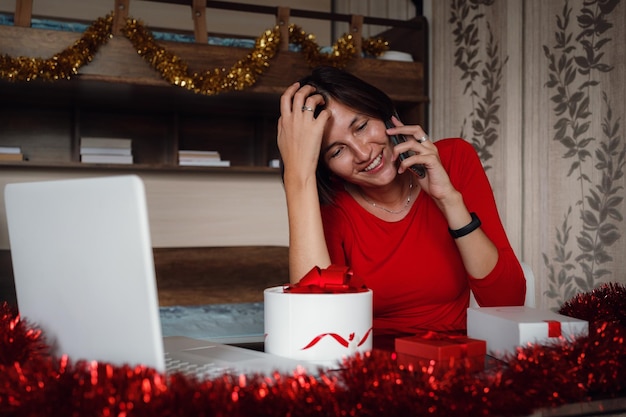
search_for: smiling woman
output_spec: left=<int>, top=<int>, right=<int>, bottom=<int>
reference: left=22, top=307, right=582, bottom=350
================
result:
left=277, top=66, right=526, bottom=336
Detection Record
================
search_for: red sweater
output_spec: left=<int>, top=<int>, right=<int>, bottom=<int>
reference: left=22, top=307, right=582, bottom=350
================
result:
left=321, top=138, right=526, bottom=334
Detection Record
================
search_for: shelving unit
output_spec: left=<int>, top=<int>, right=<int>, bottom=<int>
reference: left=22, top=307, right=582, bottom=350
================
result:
left=0, top=78, right=283, bottom=171
left=0, top=2, right=427, bottom=173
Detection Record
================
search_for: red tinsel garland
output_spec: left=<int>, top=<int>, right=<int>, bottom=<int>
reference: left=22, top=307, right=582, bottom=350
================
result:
left=1, top=283, right=625, bottom=417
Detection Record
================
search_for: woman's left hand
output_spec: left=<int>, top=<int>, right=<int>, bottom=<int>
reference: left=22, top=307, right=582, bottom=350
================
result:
left=386, top=117, right=458, bottom=204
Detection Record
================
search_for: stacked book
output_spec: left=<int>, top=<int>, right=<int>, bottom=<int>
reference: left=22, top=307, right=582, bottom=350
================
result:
left=0, top=146, right=24, bottom=161
left=178, top=150, right=230, bottom=167
left=80, top=137, right=133, bottom=164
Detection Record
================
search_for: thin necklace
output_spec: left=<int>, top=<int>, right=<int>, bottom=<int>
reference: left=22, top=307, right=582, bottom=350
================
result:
left=358, top=177, right=414, bottom=214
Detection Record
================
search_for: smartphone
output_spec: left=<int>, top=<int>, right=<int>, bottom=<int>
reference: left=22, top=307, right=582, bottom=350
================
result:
left=385, top=120, right=426, bottom=178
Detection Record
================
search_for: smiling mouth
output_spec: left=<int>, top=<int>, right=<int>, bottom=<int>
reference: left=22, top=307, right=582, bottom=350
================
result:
left=363, top=154, right=383, bottom=172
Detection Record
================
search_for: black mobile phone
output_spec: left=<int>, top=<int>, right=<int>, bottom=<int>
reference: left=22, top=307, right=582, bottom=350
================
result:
left=385, top=120, right=426, bottom=178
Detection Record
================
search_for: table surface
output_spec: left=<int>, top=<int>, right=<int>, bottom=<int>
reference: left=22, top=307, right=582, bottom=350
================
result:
left=161, top=305, right=626, bottom=417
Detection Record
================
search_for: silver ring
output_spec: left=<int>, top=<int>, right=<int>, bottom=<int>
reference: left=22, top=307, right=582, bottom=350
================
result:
left=417, top=134, right=429, bottom=144
left=302, top=106, right=314, bottom=112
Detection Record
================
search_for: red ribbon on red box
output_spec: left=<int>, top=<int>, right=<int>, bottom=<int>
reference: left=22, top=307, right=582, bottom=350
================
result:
left=544, top=320, right=562, bottom=337
left=284, top=265, right=368, bottom=294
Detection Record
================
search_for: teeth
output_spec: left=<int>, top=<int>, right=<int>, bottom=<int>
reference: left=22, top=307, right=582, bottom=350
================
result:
left=364, top=154, right=383, bottom=171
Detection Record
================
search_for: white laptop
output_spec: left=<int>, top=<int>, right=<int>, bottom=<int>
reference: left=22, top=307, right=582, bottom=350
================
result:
left=4, top=175, right=314, bottom=378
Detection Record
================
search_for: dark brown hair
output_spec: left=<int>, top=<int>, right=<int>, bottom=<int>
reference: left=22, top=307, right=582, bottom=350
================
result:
left=283, top=66, right=398, bottom=205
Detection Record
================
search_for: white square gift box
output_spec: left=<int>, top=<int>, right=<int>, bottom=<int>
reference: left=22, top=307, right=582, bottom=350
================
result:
left=467, top=306, right=589, bottom=359
left=264, top=265, right=373, bottom=367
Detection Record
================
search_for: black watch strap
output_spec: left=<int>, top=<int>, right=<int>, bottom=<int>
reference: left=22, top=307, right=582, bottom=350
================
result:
left=449, top=212, right=481, bottom=239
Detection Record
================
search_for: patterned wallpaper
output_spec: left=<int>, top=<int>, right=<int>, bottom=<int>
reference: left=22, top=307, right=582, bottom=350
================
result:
left=430, top=0, right=626, bottom=309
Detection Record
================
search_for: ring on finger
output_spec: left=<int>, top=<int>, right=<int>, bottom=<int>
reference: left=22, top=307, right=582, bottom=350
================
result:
left=417, top=134, right=429, bottom=144
left=302, top=106, right=314, bottom=112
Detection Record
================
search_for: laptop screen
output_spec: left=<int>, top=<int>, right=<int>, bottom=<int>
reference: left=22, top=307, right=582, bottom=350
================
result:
left=5, top=175, right=165, bottom=371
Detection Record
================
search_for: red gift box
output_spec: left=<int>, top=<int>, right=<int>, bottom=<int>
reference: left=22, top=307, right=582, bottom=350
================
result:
left=394, top=332, right=487, bottom=373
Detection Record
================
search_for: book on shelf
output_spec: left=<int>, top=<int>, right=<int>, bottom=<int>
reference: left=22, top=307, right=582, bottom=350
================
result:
left=0, top=146, right=24, bottom=161
left=0, top=146, right=22, bottom=154
left=0, top=152, right=24, bottom=161
left=80, top=147, right=132, bottom=156
left=178, top=150, right=221, bottom=159
left=178, top=149, right=229, bottom=166
left=80, top=154, right=133, bottom=164
left=80, top=137, right=132, bottom=149
left=178, top=159, right=231, bottom=167
left=80, top=138, right=133, bottom=164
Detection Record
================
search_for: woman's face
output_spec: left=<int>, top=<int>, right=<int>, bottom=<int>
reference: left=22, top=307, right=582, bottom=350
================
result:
left=320, top=99, right=397, bottom=188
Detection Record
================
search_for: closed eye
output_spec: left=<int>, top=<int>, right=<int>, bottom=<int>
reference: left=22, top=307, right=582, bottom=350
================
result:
left=355, top=121, right=368, bottom=132
left=328, top=145, right=345, bottom=159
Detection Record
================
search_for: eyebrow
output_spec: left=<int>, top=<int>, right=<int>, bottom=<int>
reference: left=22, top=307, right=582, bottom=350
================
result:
left=320, top=115, right=360, bottom=156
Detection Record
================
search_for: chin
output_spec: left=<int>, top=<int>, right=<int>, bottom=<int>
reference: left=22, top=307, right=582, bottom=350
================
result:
left=366, top=170, right=397, bottom=187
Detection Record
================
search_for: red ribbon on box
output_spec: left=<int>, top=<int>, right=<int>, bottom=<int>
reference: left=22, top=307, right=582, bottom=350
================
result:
left=544, top=320, right=562, bottom=337
left=284, top=265, right=368, bottom=294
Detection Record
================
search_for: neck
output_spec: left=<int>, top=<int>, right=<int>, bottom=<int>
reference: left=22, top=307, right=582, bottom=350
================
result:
left=355, top=174, right=415, bottom=215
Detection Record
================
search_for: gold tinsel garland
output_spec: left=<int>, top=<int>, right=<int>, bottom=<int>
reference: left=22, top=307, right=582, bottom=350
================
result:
left=0, top=15, right=114, bottom=81
left=0, top=13, right=388, bottom=95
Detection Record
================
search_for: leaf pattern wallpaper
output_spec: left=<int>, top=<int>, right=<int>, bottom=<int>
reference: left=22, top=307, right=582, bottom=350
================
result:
left=448, top=0, right=507, bottom=171
left=429, top=0, right=626, bottom=309
left=541, top=0, right=624, bottom=306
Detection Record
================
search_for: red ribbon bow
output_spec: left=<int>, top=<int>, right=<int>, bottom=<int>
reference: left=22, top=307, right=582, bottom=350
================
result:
left=284, top=265, right=368, bottom=293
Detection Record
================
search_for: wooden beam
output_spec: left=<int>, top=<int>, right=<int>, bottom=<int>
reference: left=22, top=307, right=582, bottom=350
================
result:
left=14, top=0, right=33, bottom=27
left=350, top=14, right=363, bottom=57
left=192, top=0, right=208, bottom=44
left=112, top=0, right=130, bottom=36
left=276, top=6, right=290, bottom=52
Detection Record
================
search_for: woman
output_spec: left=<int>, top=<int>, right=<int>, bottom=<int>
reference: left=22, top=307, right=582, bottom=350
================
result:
left=277, top=66, right=525, bottom=335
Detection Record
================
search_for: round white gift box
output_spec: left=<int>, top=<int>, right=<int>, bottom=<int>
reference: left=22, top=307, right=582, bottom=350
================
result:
left=264, top=286, right=373, bottom=365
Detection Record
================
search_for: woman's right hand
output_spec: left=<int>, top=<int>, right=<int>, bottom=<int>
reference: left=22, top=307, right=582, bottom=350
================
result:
left=277, top=82, right=329, bottom=182
left=277, top=82, right=333, bottom=282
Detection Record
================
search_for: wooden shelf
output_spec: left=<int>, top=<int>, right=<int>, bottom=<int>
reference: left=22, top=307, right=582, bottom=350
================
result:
left=0, top=160, right=281, bottom=175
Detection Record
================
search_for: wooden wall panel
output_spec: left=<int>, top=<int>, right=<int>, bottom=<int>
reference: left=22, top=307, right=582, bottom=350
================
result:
left=0, top=169, right=289, bottom=249
left=332, top=0, right=416, bottom=39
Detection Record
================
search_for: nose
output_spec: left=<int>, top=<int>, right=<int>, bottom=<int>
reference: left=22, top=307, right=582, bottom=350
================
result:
left=351, top=139, right=373, bottom=164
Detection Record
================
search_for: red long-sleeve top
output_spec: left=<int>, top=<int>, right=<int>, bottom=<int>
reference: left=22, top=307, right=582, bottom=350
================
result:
left=321, top=138, right=526, bottom=334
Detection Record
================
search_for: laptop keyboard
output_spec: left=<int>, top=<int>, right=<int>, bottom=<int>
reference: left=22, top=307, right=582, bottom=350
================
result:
left=164, top=352, right=231, bottom=380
